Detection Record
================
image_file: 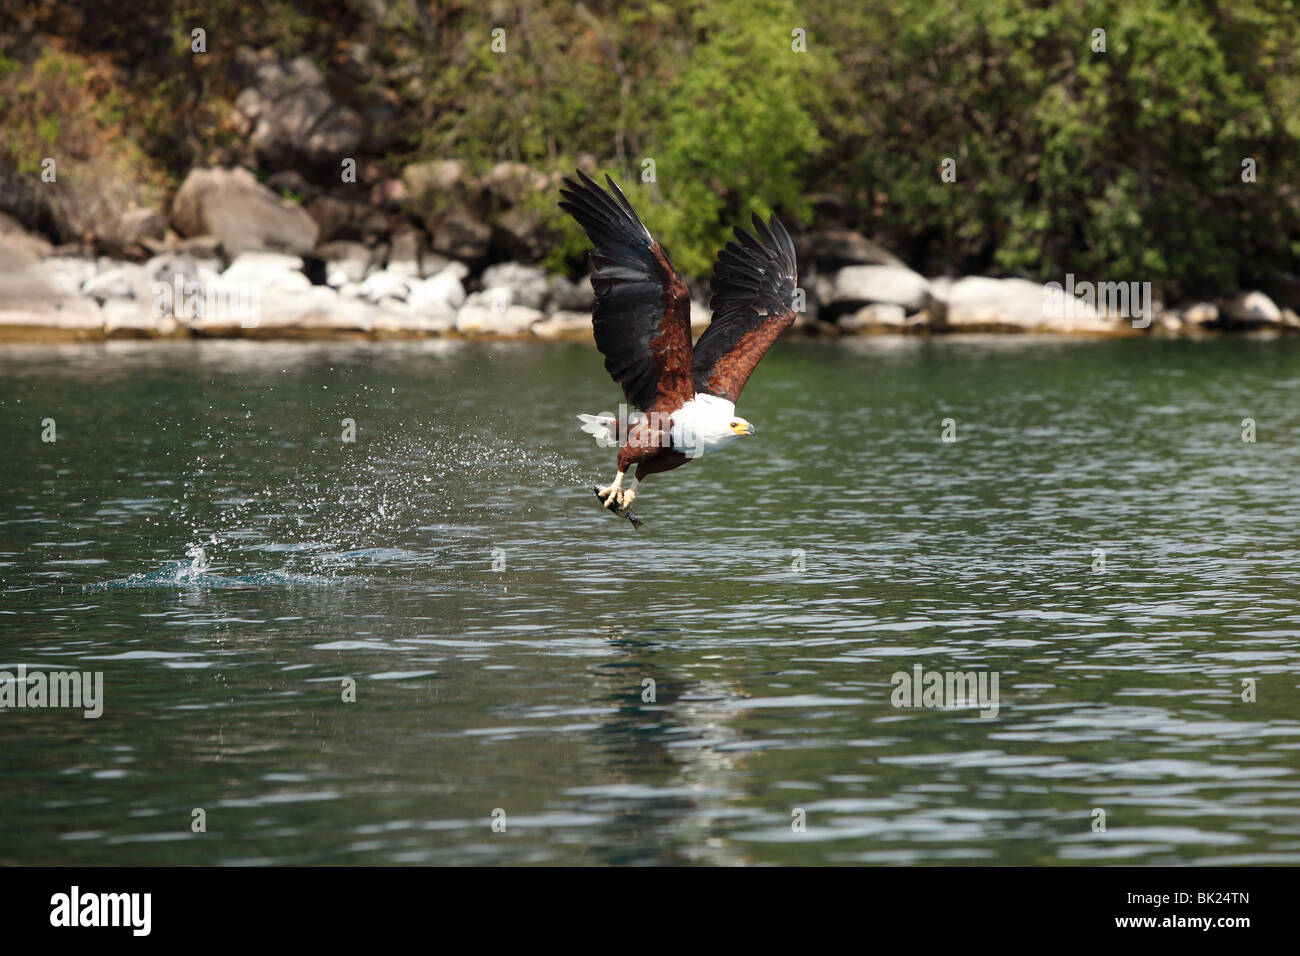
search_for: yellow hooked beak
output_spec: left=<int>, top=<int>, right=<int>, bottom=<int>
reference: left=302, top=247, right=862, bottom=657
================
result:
left=730, top=420, right=756, bottom=436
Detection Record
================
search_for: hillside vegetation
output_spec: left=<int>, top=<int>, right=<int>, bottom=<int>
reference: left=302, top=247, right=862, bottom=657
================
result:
left=1, top=0, right=1297, bottom=298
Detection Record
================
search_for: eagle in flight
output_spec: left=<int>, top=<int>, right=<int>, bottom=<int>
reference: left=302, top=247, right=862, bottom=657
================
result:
left=559, top=171, right=799, bottom=525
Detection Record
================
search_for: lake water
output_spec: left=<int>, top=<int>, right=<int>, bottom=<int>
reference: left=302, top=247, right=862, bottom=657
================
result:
left=2, top=335, right=1299, bottom=865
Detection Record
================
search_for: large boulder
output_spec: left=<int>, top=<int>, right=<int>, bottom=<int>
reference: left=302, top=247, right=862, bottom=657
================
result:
left=0, top=212, right=53, bottom=260
left=171, top=167, right=319, bottom=257
left=816, top=264, right=930, bottom=313
left=1222, top=290, right=1282, bottom=328
left=0, top=243, right=104, bottom=340
left=941, top=277, right=1120, bottom=333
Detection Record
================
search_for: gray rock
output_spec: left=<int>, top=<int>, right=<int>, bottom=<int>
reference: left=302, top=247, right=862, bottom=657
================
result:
left=0, top=212, right=53, bottom=260
left=430, top=204, right=491, bottom=261
left=494, top=205, right=549, bottom=260
left=386, top=229, right=422, bottom=279
left=306, top=195, right=388, bottom=244
left=0, top=243, right=62, bottom=306
left=171, top=166, right=319, bottom=257
left=98, top=207, right=166, bottom=259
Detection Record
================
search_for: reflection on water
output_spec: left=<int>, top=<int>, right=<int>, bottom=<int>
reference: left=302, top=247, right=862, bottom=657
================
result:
left=1, top=336, right=1299, bottom=865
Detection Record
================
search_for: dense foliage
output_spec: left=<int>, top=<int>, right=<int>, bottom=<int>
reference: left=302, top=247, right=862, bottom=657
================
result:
left=2, top=0, right=1297, bottom=295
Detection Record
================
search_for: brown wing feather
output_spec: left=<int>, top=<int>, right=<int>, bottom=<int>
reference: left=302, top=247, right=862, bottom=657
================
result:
left=559, top=171, right=694, bottom=412
left=693, top=213, right=799, bottom=404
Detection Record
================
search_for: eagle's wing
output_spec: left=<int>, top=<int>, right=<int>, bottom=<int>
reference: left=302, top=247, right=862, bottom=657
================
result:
left=559, top=171, right=693, bottom=412
left=692, top=214, right=799, bottom=404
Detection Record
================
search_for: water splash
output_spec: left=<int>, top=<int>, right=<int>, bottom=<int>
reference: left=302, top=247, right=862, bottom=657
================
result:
left=158, top=416, right=588, bottom=579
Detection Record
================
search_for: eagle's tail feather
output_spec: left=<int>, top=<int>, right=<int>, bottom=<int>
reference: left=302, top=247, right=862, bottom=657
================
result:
left=577, top=413, right=618, bottom=446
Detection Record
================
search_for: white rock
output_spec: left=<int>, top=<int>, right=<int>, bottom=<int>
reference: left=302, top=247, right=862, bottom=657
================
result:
left=531, top=310, right=592, bottom=338
left=945, top=276, right=1119, bottom=332
left=841, top=302, right=906, bottom=330
left=43, top=257, right=99, bottom=299
left=456, top=292, right=543, bottom=335
left=818, top=265, right=930, bottom=311
left=407, top=263, right=467, bottom=311
left=1183, top=302, right=1218, bottom=327
left=480, top=262, right=549, bottom=310
left=222, top=252, right=310, bottom=292
left=326, top=258, right=369, bottom=287
left=82, top=266, right=143, bottom=301
left=358, top=268, right=411, bottom=302
left=923, top=276, right=954, bottom=321
left=212, top=285, right=372, bottom=333
left=1223, top=291, right=1281, bottom=326
left=373, top=299, right=456, bottom=335
left=690, top=299, right=711, bottom=330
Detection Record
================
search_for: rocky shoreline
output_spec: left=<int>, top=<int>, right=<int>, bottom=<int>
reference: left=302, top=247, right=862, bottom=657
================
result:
left=3, top=148, right=1296, bottom=345
left=4, top=235, right=1296, bottom=344
left=5, top=197, right=1297, bottom=345
left=4, top=44, right=1298, bottom=346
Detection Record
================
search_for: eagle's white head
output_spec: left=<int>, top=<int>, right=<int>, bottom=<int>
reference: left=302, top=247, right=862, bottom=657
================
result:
left=672, top=395, right=755, bottom=458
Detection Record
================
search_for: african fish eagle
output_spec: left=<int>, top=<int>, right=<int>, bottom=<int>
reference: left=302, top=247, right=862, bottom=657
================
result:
left=559, top=170, right=800, bottom=523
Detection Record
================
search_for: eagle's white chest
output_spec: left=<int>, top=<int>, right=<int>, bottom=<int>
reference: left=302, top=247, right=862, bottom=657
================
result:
left=670, top=395, right=739, bottom=458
